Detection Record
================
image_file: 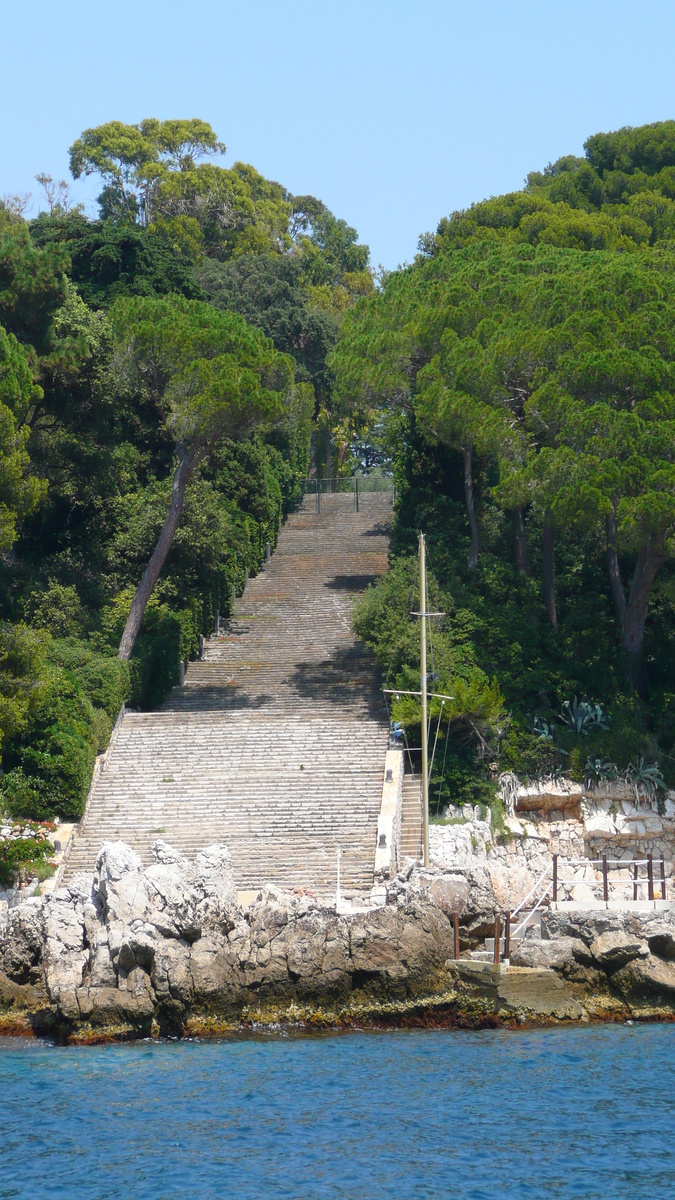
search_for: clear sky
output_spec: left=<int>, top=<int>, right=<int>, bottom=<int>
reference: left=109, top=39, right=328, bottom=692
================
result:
left=4, top=0, right=675, bottom=269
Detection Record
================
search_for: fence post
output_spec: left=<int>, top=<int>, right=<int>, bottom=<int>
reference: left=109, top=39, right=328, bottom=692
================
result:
left=648, top=854, right=654, bottom=901
left=552, top=854, right=558, bottom=904
left=602, top=854, right=609, bottom=904
left=179, top=659, right=185, bottom=686
left=199, top=634, right=204, bottom=660
left=503, top=911, right=511, bottom=964
left=453, top=914, right=460, bottom=961
left=355, top=476, right=359, bottom=513
left=633, top=860, right=639, bottom=901
left=661, top=857, right=667, bottom=902
left=493, top=914, right=501, bottom=966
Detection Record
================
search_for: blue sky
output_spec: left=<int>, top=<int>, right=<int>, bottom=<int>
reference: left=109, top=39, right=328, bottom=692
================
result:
left=4, top=0, right=675, bottom=268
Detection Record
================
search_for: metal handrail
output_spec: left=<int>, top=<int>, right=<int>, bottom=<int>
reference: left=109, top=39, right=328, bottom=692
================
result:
left=511, top=863, right=552, bottom=919
left=512, top=881, right=553, bottom=940
left=508, top=853, right=670, bottom=938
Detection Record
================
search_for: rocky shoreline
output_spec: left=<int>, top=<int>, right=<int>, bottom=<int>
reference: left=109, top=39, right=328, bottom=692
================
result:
left=2, top=839, right=675, bottom=1042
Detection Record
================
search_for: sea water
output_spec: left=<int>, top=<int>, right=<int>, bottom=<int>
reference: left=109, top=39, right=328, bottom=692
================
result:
left=0, top=1024, right=673, bottom=1199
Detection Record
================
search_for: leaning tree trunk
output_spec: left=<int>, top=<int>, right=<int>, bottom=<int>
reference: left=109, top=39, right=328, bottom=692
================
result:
left=463, top=444, right=479, bottom=573
left=118, top=447, right=196, bottom=661
left=542, top=512, right=557, bottom=630
left=605, top=508, right=663, bottom=694
left=512, top=507, right=530, bottom=576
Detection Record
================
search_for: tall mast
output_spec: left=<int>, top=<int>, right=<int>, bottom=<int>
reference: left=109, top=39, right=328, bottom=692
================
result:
left=419, top=532, right=429, bottom=867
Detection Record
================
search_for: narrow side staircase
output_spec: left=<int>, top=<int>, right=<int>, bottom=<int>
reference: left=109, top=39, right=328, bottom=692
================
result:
left=399, top=774, right=423, bottom=860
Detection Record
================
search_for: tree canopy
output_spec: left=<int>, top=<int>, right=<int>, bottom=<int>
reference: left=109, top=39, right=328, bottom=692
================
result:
left=333, top=120, right=675, bottom=808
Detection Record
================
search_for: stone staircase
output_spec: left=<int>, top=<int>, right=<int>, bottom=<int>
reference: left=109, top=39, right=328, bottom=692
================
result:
left=61, top=492, right=393, bottom=900
left=400, top=774, right=422, bottom=860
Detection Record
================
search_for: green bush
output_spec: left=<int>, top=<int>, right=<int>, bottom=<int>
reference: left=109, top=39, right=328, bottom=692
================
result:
left=27, top=582, right=86, bottom=639
left=1, top=666, right=98, bottom=821
left=0, top=835, right=55, bottom=887
left=48, top=638, right=130, bottom=720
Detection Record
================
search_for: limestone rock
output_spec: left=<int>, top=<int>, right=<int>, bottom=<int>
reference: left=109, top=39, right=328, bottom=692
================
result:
left=589, top=930, right=646, bottom=970
left=510, top=937, right=591, bottom=971
left=1, top=900, right=44, bottom=984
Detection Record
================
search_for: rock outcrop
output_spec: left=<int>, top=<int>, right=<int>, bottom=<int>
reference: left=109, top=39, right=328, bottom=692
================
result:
left=4, top=840, right=675, bottom=1040
left=0, top=840, right=456, bottom=1040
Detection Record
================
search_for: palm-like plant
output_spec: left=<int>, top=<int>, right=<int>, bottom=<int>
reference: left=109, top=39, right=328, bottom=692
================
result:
left=559, top=697, right=608, bottom=736
left=625, top=757, right=665, bottom=805
left=583, top=758, right=618, bottom=790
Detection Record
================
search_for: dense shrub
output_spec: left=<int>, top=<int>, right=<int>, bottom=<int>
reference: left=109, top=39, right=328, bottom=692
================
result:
left=0, top=833, right=55, bottom=887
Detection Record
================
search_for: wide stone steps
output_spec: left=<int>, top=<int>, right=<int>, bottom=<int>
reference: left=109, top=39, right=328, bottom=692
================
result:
left=61, top=492, right=393, bottom=897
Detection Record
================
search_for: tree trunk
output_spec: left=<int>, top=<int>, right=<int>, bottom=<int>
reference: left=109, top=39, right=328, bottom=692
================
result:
left=542, top=512, right=557, bottom=630
left=512, top=507, right=530, bottom=575
left=118, top=447, right=195, bottom=661
left=464, top=444, right=479, bottom=572
left=605, top=509, right=627, bottom=631
left=605, top=508, right=663, bottom=693
left=623, top=545, right=662, bottom=657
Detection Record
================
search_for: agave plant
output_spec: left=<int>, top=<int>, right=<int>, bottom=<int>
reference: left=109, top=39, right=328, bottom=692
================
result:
left=625, top=757, right=665, bottom=804
left=531, top=715, right=554, bottom=741
left=559, top=697, right=608, bottom=736
left=583, top=758, right=618, bottom=790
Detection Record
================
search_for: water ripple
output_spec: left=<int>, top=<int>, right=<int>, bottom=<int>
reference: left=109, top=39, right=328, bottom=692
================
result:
left=1, top=1025, right=674, bottom=1199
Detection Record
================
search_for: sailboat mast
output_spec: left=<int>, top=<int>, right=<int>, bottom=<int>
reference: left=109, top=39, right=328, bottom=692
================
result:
left=419, top=532, right=429, bottom=867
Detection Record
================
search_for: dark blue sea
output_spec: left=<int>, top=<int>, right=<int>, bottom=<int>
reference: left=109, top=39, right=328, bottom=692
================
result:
left=0, top=1025, right=673, bottom=1199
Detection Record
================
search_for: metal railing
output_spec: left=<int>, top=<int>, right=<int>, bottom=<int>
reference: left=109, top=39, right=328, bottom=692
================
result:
left=304, top=476, right=395, bottom=512
left=485, top=853, right=672, bottom=965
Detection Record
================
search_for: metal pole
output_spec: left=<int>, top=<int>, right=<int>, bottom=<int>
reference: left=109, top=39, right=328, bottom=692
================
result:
left=633, top=860, right=639, bottom=901
left=355, top=476, right=359, bottom=513
left=336, top=846, right=341, bottom=910
left=453, top=914, right=460, bottom=961
left=661, top=857, right=667, bottom=901
left=648, top=854, right=654, bottom=901
left=503, top=911, right=511, bottom=964
left=493, top=914, right=501, bottom=966
left=420, top=532, right=429, bottom=868
left=552, top=853, right=558, bottom=904
left=602, top=854, right=609, bottom=903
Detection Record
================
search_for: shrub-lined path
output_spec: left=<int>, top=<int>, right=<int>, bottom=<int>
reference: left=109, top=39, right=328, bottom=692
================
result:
left=61, top=493, right=393, bottom=899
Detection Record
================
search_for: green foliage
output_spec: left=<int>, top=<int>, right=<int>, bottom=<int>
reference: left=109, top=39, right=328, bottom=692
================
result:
left=583, top=758, right=619, bottom=789
left=0, top=835, right=55, bottom=887
left=1, top=665, right=97, bottom=821
left=336, top=123, right=675, bottom=795
left=31, top=214, right=204, bottom=307
left=559, top=698, right=608, bottom=736
left=0, top=209, right=68, bottom=354
left=625, top=757, right=666, bottom=804
left=0, top=622, right=129, bottom=821
left=353, top=558, right=508, bottom=807
left=0, top=324, right=46, bottom=553
left=197, top=254, right=339, bottom=402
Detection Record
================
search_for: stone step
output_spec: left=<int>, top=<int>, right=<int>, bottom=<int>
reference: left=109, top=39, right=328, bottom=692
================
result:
left=61, top=491, right=395, bottom=894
